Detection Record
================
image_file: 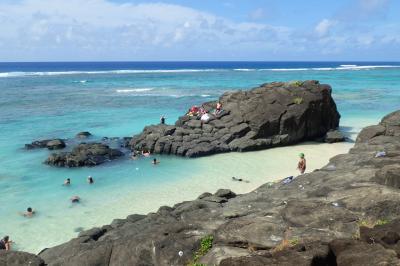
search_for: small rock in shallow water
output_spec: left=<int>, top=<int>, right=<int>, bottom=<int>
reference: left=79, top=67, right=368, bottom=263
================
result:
left=76, top=131, right=92, bottom=139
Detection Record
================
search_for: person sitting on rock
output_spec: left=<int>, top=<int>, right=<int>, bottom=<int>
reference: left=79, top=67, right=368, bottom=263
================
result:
left=297, top=153, right=306, bottom=174
left=188, top=106, right=199, bottom=116
left=201, top=112, right=210, bottom=122
left=71, top=196, right=80, bottom=203
left=214, top=102, right=222, bottom=115
left=0, top=236, right=11, bottom=250
left=63, top=178, right=71, bottom=186
left=152, top=158, right=159, bottom=165
left=21, top=207, right=35, bottom=217
left=87, top=176, right=94, bottom=184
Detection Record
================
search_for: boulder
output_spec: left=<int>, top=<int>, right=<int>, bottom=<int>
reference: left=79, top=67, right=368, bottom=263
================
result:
left=46, top=139, right=66, bottom=150
left=0, top=251, right=45, bottom=266
left=325, top=130, right=345, bottom=143
left=130, top=80, right=340, bottom=157
left=45, top=143, right=124, bottom=167
left=329, top=239, right=400, bottom=266
left=356, top=125, right=386, bottom=143
left=25, top=139, right=65, bottom=150
left=76, top=131, right=92, bottom=139
left=373, top=165, right=400, bottom=189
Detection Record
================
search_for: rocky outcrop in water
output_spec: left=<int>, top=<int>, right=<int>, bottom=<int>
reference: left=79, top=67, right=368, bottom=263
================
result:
left=45, top=143, right=124, bottom=167
left=76, top=131, right=92, bottom=139
left=324, top=129, right=346, bottom=143
left=29, top=110, right=400, bottom=265
left=25, top=139, right=66, bottom=150
left=130, top=80, right=340, bottom=157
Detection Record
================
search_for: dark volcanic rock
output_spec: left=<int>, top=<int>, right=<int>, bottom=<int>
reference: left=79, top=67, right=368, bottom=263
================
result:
left=330, top=239, right=399, bottom=266
left=130, top=80, right=340, bottom=157
left=76, top=131, right=92, bottom=139
left=325, top=130, right=345, bottom=143
left=45, top=143, right=124, bottom=167
left=46, top=139, right=66, bottom=150
left=25, top=139, right=66, bottom=150
left=34, top=110, right=400, bottom=265
left=0, top=250, right=45, bottom=266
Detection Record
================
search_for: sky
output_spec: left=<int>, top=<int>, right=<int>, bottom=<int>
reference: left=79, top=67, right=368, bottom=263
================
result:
left=0, top=0, right=399, bottom=61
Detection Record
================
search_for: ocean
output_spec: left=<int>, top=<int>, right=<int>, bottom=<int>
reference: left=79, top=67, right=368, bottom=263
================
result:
left=0, top=61, right=399, bottom=253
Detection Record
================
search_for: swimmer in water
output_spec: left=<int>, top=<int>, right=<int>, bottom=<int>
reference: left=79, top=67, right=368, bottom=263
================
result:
left=231, top=176, right=250, bottom=183
left=21, top=207, right=35, bottom=217
left=63, top=178, right=71, bottom=186
left=71, top=196, right=80, bottom=203
left=87, top=176, right=94, bottom=184
left=152, top=158, right=159, bottom=165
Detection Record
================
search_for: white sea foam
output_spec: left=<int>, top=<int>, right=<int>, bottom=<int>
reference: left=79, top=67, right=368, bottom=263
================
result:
left=114, top=88, right=210, bottom=98
left=0, top=65, right=398, bottom=78
left=259, top=65, right=400, bottom=72
left=267, top=68, right=309, bottom=71
left=335, top=65, right=399, bottom=70
left=0, top=69, right=219, bottom=78
left=233, top=68, right=256, bottom=71
left=340, top=64, right=357, bottom=67
left=311, top=67, right=335, bottom=71
left=116, top=88, right=154, bottom=93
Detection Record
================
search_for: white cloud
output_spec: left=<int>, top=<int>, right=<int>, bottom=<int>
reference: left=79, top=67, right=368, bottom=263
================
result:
left=0, top=0, right=297, bottom=60
left=0, top=0, right=398, bottom=61
left=315, top=19, right=337, bottom=37
left=249, top=8, right=265, bottom=20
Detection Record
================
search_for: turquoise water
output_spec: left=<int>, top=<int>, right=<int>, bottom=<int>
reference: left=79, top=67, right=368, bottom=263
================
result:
left=0, top=62, right=400, bottom=252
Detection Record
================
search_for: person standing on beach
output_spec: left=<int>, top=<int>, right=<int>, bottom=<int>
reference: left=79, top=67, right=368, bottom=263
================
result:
left=0, top=236, right=11, bottom=250
left=297, top=153, right=306, bottom=174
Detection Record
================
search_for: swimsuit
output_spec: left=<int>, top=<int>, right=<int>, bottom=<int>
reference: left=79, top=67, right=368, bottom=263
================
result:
left=0, top=240, right=6, bottom=250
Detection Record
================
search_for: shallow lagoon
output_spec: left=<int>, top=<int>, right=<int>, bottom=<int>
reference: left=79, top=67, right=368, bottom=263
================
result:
left=0, top=62, right=399, bottom=252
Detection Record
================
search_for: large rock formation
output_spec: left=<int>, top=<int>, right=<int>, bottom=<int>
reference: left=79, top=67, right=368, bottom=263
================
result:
left=26, top=110, right=400, bottom=265
left=0, top=251, right=45, bottom=266
left=130, top=80, right=340, bottom=157
left=45, top=143, right=124, bottom=167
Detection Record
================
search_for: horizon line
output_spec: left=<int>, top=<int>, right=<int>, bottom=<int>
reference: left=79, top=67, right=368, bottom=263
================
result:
left=1, top=60, right=400, bottom=64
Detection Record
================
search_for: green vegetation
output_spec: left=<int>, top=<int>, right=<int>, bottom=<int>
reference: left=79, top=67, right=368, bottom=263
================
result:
left=188, top=235, right=214, bottom=266
left=376, top=219, right=389, bottom=226
left=293, top=97, right=303, bottom=104
left=273, top=237, right=301, bottom=253
left=288, top=238, right=300, bottom=246
left=291, top=80, right=303, bottom=87
left=354, top=218, right=390, bottom=240
left=358, top=218, right=389, bottom=228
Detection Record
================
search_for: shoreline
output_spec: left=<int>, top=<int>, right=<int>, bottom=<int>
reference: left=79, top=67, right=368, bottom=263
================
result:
left=5, top=141, right=353, bottom=254
left=21, top=109, right=400, bottom=265
left=34, top=110, right=400, bottom=265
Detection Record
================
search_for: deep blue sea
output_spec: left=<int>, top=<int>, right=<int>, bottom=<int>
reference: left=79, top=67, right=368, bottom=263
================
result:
left=1, top=61, right=399, bottom=252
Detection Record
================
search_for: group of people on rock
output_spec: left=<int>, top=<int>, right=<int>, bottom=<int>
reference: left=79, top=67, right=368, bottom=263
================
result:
left=186, top=101, right=223, bottom=119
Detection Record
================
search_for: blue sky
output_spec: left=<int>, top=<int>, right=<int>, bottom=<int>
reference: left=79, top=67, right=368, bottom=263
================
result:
left=0, top=0, right=399, bottom=61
